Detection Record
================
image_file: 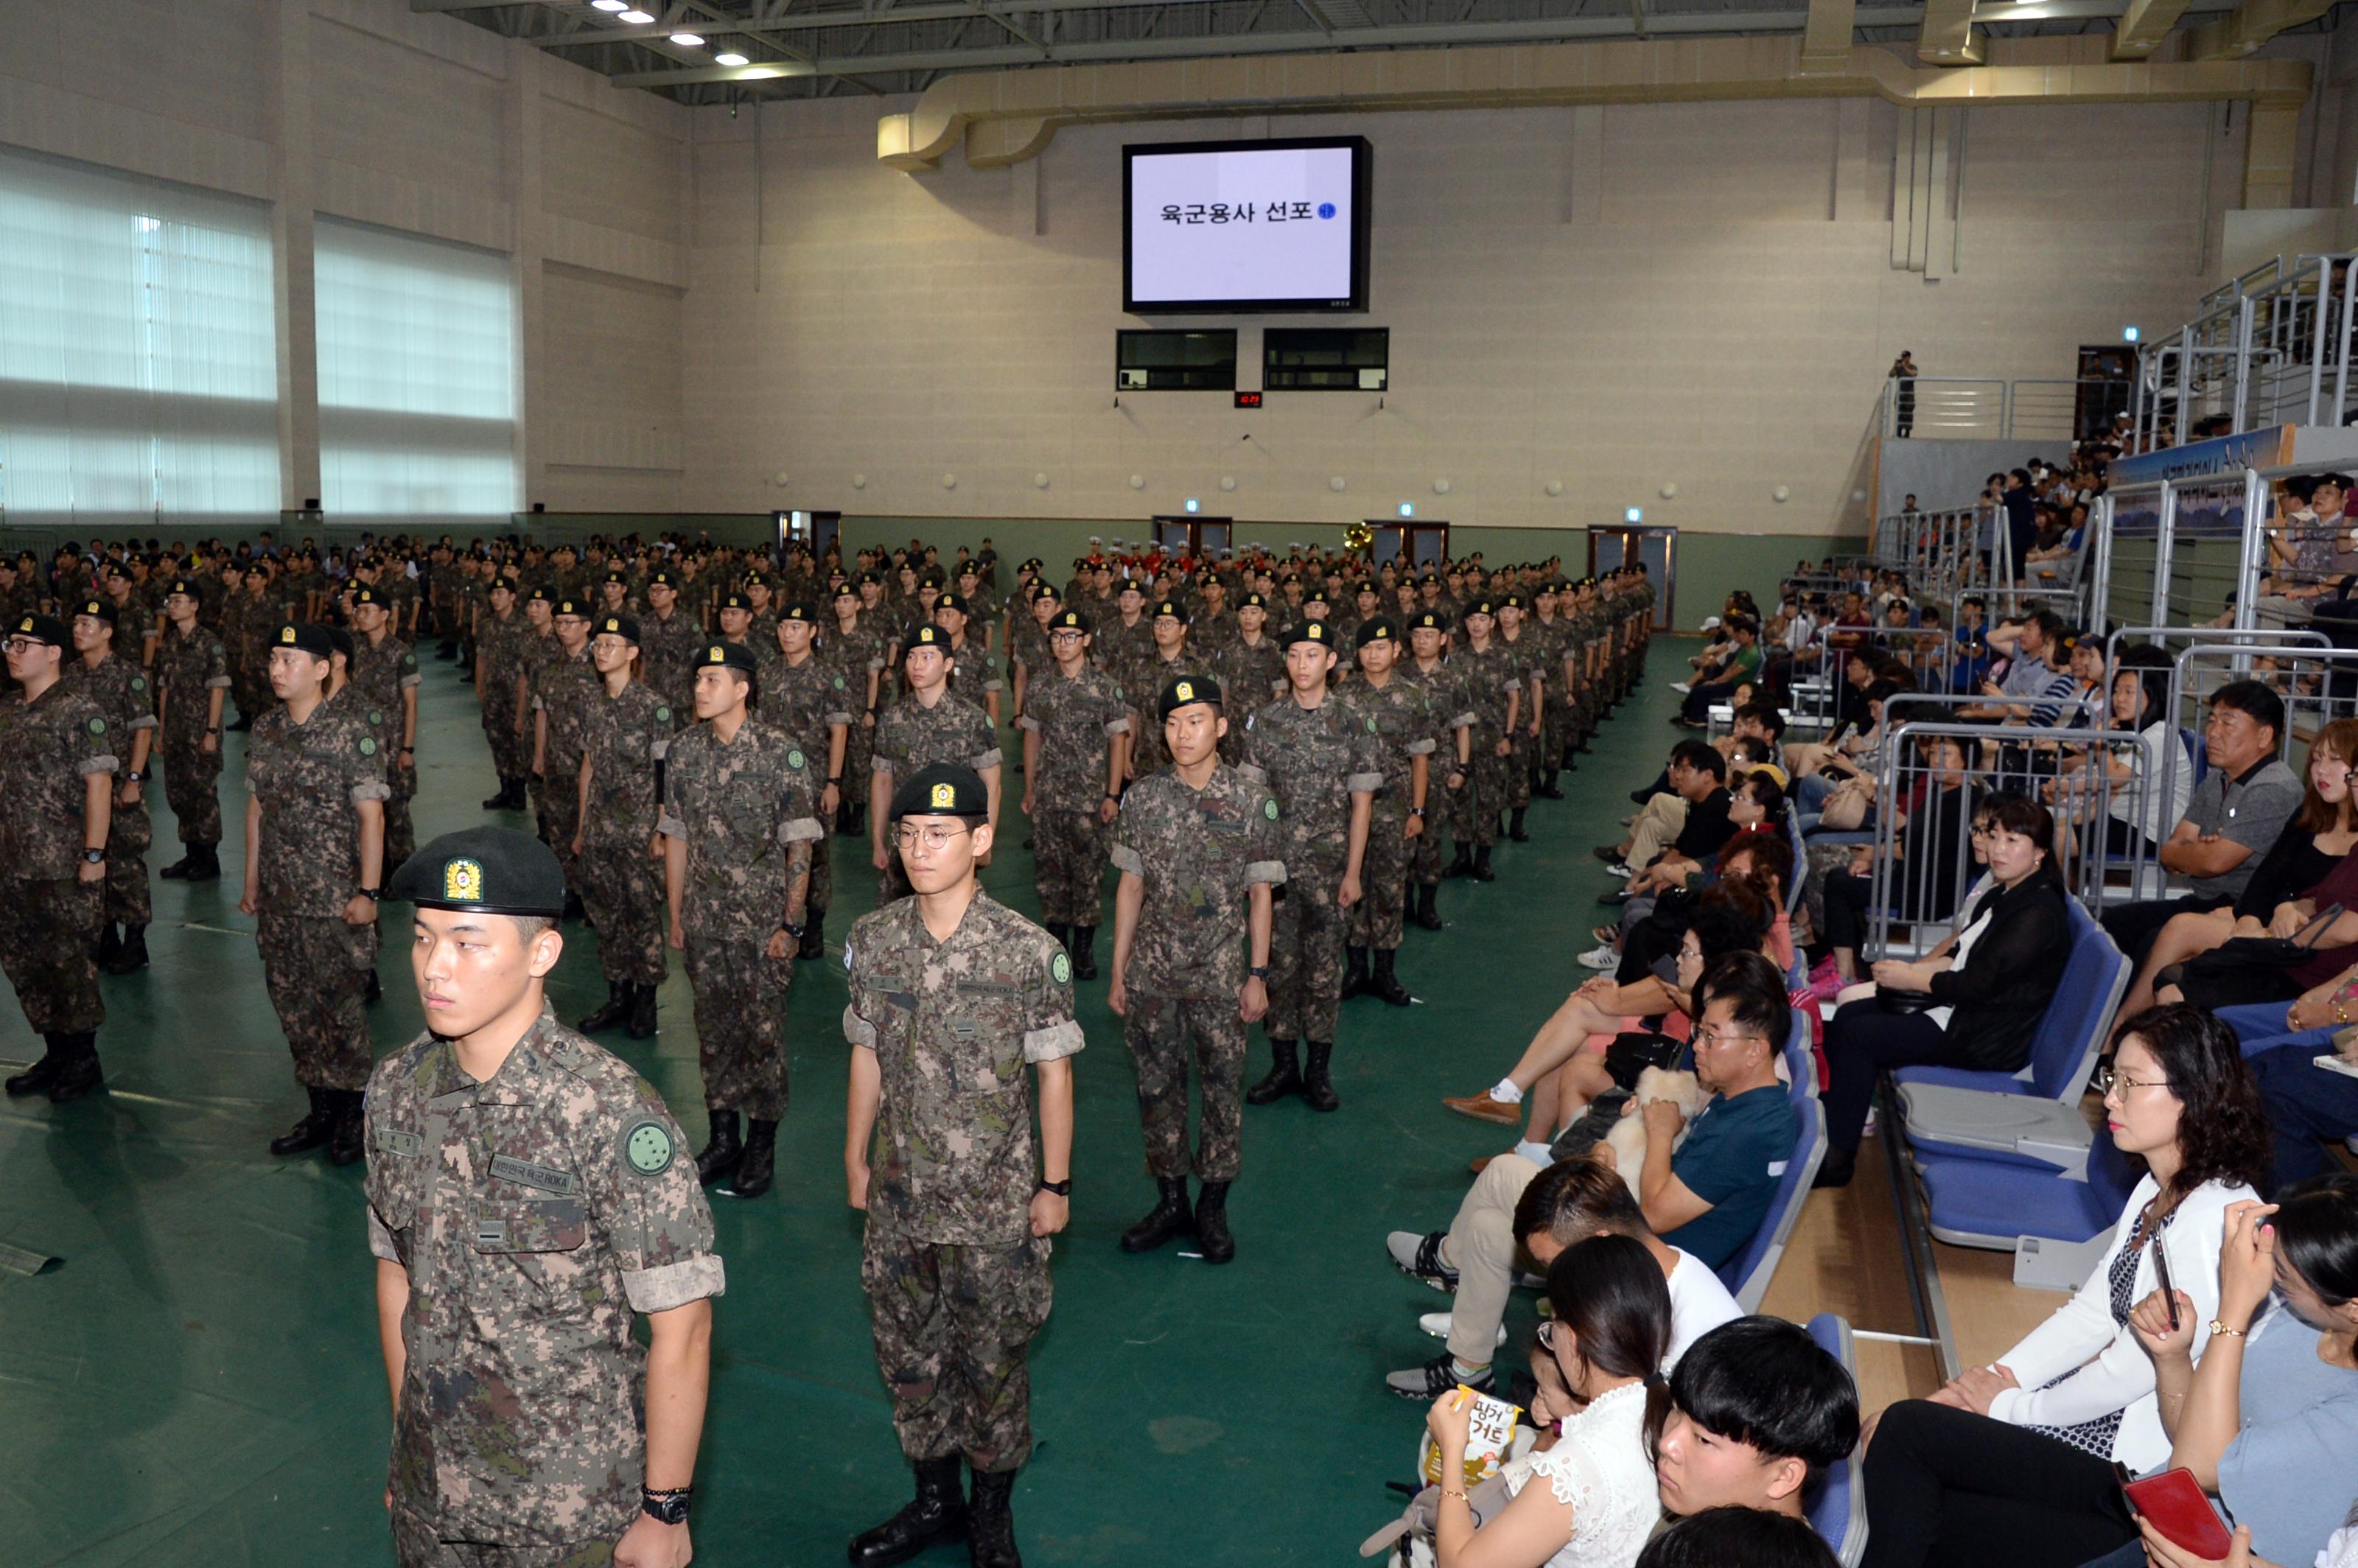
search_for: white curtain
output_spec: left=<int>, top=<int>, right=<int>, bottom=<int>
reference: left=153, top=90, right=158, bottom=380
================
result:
left=315, top=220, right=516, bottom=530
left=0, top=147, right=279, bottom=530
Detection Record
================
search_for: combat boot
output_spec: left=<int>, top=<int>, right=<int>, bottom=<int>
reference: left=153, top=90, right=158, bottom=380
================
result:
left=48, top=1033, right=101, bottom=1101
left=1444, top=844, right=1475, bottom=879
left=480, top=781, right=512, bottom=811
left=1508, top=809, right=1530, bottom=843
left=1413, top=883, right=1444, bottom=931
left=626, top=982, right=659, bottom=1040
left=102, top=924, right=148, bottom=975
left=94, top=923, right=121, bottom=967
left=577, top=980, right=630, bottom=1034
left=1368, top=948, right=1416, bottom=1007
left=722, top=1118, right=777, bottom=1198
left=1193, top=1180, right=1236, bottom=1264
left=1339, top=945, right=1368, bottom=1001
left=327, top=1091, right=365, bottom=1166
left=186, top=843, right=221, bottom=882
left=1068, top=925, right=1098, bottom=981
left=6, top=1036, right=65, bottom=1098
left=1245, top=1039, right=1301, bottom=1105
left=1301, top=1042, right=1340, bottom=1113
left=1472, top=846, right=1497, bottom=882
left=968, top=1469, right=1021, bottom=1568
left=695, top=1109, right=743, bottom=1186
left=159, top=850, right=197, bottom=880
left=1118, top=1176, right=1194, bottom=1253
left=798, top=909, right=825, bottom=962
left=270, top=1088, right=335, bottom=1155
left=848, top=1455, right=968, bottom=1568
left=1536, top=771, right=1564, bottom=800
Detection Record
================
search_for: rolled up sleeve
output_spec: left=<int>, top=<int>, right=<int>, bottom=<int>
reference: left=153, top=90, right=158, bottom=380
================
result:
left=1023, top=1018, right=1086, bottom=1063
left=621, top=1254, right=727, bottom=1314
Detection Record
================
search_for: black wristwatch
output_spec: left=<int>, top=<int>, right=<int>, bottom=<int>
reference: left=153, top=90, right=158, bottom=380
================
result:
left=356, top=887, right=382, bottom=902
left=640, top=1486, right=693, bottom=1526
left=81, top=847, right=105, bottom=864
left=780, top=921, right=805, bottom=939
left=1035, top=1177, right=1072, bottom=1197
left=1410, top=805, right=1427, bottom=817
left=1248, top=964, right=1270, bottom=980
left=125, top=770, right=144, bottom=784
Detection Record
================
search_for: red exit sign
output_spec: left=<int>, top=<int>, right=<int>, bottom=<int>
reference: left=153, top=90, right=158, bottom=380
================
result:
left=1235, top=391, right=1264, bottom=409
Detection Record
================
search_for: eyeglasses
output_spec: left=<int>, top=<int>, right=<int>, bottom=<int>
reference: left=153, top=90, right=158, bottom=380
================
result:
left=1536, top=1320, right=1558, bottom=1352
left=1696, top=1028, right=1766, bottom=1051
left=0, top=637, right=44, bottom=655
left=2094, top=1065, right=2172, bottom=1099
left=893, top=824, right=972, bottom=854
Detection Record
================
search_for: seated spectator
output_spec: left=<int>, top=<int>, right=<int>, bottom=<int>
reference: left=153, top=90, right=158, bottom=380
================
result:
left=2132, top=720, right=2358, bottom=1015
left=1857, top=1005, right=2271, bottom=1568
left=1631, top=771, right=1786, bottom=901
left=1585, top=823, right=1791, bottom=980
left=1654, top=1316, right=1861, bottom=1525
left=1817, top=732, right=1981, bottom=981
left=1597, top=742, right=1734, bottom=886
left=2100, top=679, right=2302, bottom=973
left=1959, top=610, right=2074, bottom=726
left=2246, top=1013, right=2358, bottom=1192
left=2044, top=662, right=2189, bottom=869
left=1381, top=1148, right=1741, bottom=1399
left=1420, top=1235, right=1670, bottom=1568
left=2254, top=472, right=2351, bottom=631
left=1637, top=1508, right=1836, bottom=1568
left=1628, top=704, right=1785, bottom=807
left=1787, top=681, right=1901, bottom=835
left=1678, top=617, right=1763, bottom=725
left=1950, top=595, right=1993, bottom=693
left=1813, top=793, right=2069, bottom=1189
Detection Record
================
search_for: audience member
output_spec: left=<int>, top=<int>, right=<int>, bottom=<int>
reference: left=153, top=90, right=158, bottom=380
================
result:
left=1654, top=1316, right=1860, bottom=1523
left=1817, top=731, right=1982, bottom=982
left=1636, top=1508, right=1837, bottom=1568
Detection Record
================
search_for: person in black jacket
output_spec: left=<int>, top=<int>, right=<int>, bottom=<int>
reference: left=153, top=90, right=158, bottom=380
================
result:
left=1813, top=792, right=2071, bottom=1189
left=1819, top=729, right=1984, bottom=981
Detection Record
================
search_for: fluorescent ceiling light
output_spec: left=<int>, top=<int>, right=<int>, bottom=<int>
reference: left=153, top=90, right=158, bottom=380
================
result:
left=617, top=9, right=654, bottom=23
left=715, top=50, right=749, bottom=65
left=590, top=0, right=626, bottom=10
left=670, top=31, right=706, bottom=45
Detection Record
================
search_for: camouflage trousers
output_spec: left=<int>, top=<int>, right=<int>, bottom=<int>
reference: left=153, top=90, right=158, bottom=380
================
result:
left=1449, top=732, right=1508, bottom=849
left=683, top=933, right=791, bottom=1119
left=1267, top=853, right=1346, bottom=1045
left=808, top=813, right=833, bottom=918
left=481, top=691, right=529, bottom=783
left=391, top=1508, right=615, bottom=1568
left=256, top=911, right=377, bottom=1091
left=0, top=878, right=104, bottom=1035
left=541, top=749, right=585, bottom=892
left=231, top=664, right=272, bottom=731
left=1409, top=789, right=1445, bottom=885
left=1349, top=805, right=1413, bottom=952
left=104, top=801, right=153, bottom=928
left=386, top=757, right=418, bottom=878
left=1543, top=695, right=1575, bottom=767
left=844, top=715, right=876, bottom=812
left=1031, top=807, right=1109, bottom=928
left=578, top=836, right=666, bottom=987
left=1124, top=991, right=1246, bottom=1181
left=1505, top=727, right=1535, bottom=811
left=860, top=1220, right=1052, bottom=1472
left=158, top=732, right=223, bottom=847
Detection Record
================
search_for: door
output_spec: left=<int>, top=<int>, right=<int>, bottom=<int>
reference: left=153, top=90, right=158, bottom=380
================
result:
left=1150, top=516, right=1234, bottom=556
left=1366, top=522, right=1450, bottom=568
left=1586, top=526, right=1676, bottom=631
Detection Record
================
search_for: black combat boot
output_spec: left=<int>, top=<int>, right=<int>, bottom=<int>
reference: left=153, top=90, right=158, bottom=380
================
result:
left=577, top=980, right=631, bottom=1034
left=848, top=1454, right=968, bottom=1568
left=1413, top=883, right=1444, bottom=931
left=101, top=924, right=148, bottom=975
left=1472, top=846, right=1497, bottom=882
left=364, top=969, right=383, bottom=1007
left=1245, top=1040, right=1301, bottom=1105
left=47, top=1033, right=102, bottom=1102
left=159, top=850, right=197, bottom=880
left=695, top=1109, right=743, bottom=1186
left=1536, top=771, right=1564, bottom=800
left=187, top=843, right=221, bottom=882
left=481, top=781, right=512, bottom=811
left=270, top=1088, right=335, bottom=1156
left=626, top=982, right=660, bottom=1040
left=1301, top=1042, right=1340, bottom=1113
left=1508, top=808, right=1530, bottom=843
left=561, top=890, right=586, bottom=924
left=1368, top=947, right=1415, bottom=1007
left=1444, top=843, right=1475, bottom=879
left=6, top=1036, right=66, bottom=1098
left=1119, top=1176, right=1194, bottom=1253
left=722, top=1119, right=777, bottom=1198
left=1068, top=925, right=1098, bottom=981
left=327, top=1090, right=365, bottom=1166
left=1193, top=1180, right=1236, bottom=1264
left=94, top=923, right=121, bottom=967
left=226, top=713, right=253, bottom=732
left=798, top=909, right=826, bottom=962
left=968, top=1468, right=1021, bottom=1568
left=1339, top=945, right=1368, bottom=1000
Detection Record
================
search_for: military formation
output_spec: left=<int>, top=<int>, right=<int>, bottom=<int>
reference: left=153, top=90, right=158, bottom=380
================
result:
left=0, top=530, right=1654, bottom=1568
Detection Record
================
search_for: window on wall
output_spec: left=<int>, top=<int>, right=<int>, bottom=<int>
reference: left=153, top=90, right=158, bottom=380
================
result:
left=0, top=147, right=280, bottom=528
left=316, top=220, right=516, bottom=527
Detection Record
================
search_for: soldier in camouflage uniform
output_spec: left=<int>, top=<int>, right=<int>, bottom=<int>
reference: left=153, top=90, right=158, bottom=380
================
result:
left=1494, top=595, right=1547, bottom=844
left=1211, top=591, right=1284, bottom=766
left=471, top=578, right=532, bottom=811
left=367, top=826, right=722, bottom=1568
left=870, top=624, right=1001, bottom=903
left=842, top=763, right=1079, bottom=1568
left=1124, top=601, right=1211, bottom=780
left=1236, top=621, right=1377, bottom=1114
left=349, top=585, right=424, bottom=875
left=828, top=577, right=889, bottom=838
left=1402, top=609, right=1470, bottom=931
left=1108, top=675, right=1284, bottom=1264
left=515, top=589, right=561, bottom=836
left=0, top=614, right=117, bottom=1103
left=933, top=593, right=1002, bottom=724
left=573, top=614, right=671, bottom=1043
left=637, top=569, right=702, bottom=726
left=1005, top=581, right=1057, bottom=726
left=531, top=599, right=600, bottom=909
left=153, top=578, right=230, bottom=883
left=226, top=560, right=283, bottom=729
left=1529, top=582, right=1576, bottom=794
left=658, top=641, right=822, bottom=1201
left=1335, top=618, right=1432, bottom=1007
left=1444, top=598, right=1519, bottom=883
left=242, top=623, right=388, bottom=1164
left=1016, top=609, right=1130, bottom=981
left=60, top=597, right=156, bottom=974
left=761, top=602, right=851, bottom=960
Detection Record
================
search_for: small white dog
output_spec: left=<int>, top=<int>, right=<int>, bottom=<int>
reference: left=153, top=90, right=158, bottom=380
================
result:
left=1599, top=1066, right=1706, bottom=1203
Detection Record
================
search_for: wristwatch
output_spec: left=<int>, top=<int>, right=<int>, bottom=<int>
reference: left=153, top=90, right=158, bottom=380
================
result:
left=356, top=887, right=382, bottom=902
left=125, top=770, right=144, bottom=784
left=640, top=1486, right=693, bottom=1526
left=81, top=847, right=105, bottom=864
left=1035, top=1177, right=1072, bottom=1197
left=1248, top=964, right=1270, bottom=980
left=1410, top=805, right=1427, bottom=818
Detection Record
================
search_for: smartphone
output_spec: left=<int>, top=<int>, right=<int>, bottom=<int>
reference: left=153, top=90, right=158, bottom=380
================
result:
left=2149, top=1233, right=2180, bottom=1331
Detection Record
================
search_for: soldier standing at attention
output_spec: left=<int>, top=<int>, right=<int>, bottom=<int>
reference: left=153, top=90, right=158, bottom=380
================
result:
left=60, top=597, right=156, bottom=976
left=1006, top=581, right=1058, bottom=725
left=472, top=577, right=531, bottom=811
left=1494, top=594, right=1544, bottom=844
left=659, top=642, right=822, bottom=1201
left=242, top=623, right=388, bottom=1165
left=516, top=588, right=560, bottom=837
left=1444, top=597, right=1517, bottom=884
left=366, top=827, right=720, bottom=1568
left=761, top=602, right=850, bottom=960
left=0, top=614, right=116, bottom=1103
left=1016, top=608, right=1130, bottom=981
left=637, top=569, right=700, bottom=727
left=931, top=593, right=1002, bottom=724
left=1124, top=600, right=1209, bottom=780
left=828, top=576, right=888, bottom=838
left=349, top=585, right=423, bottom=875
left=1236, top=621, right=1377, bottom=1114
left=1108, top=676, right=1283, bottom=1264
left=153, top=578, right=230, bottom=883
left=842, top=764, right=1078, bottom=1568
left=572, top=614, right=670, bottom=1042
left=1335, top=618, right=1431, bottom=1007
left=1400, top=609, right=1466, bottom=932
left=1213, top=590, right=1284, bottom=766
left=870, top=624, right=1000, bottom=900
left=532, top=598, right=599, bottom=917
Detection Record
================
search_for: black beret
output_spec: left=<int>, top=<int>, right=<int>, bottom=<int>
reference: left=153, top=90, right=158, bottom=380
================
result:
left=904, top=624, right=951, bottom=656
left=1284, top=620, right=1337, bottom=650
left=858, top=572, right=883, bottom=587
left=273, top=622, right=334, bottom=659
left=71, top=597, right=116, bottom=626
left=526, top=586, right=554, bottom=606
left=9, top=612, right=67, bottom=647
left=1498, top=593, right=1526, bottom=611
left=1116, top=578, right=1146, bottom=595
left=351, top=584, right=388, bottom=609
left=164, top=577, right=203, bottom=602
left=1049, top=609, right=1091, bottom=634
left=889, top=763, right=990, bottom=822
left=1357, top=617, right=1399, bottom=648
left=935, top=593, right=968, bottom=615
left=718, top=593, right=750, bottom=613
left=696, top=640, right=758, bottom=676
left=1158, top=674, right=1222, bottom=718
left=391, top=826, right=566, bottom=917
left=833, top=578, right=862, bottom=597
left=325, top=624, right=354, bottom=662
left=1239, top=592, right=1269, bottom=610
left=552, top=598, right=590, bottom=620
left=1464, top=598, right=1498, bottom=619
left=777, top=602, right=817, bottom=625
left=595, top=613, right=640, bottom=643
left=1152, top=599, right=1189, bottom=623
left=1409, top=609, right=1449, bottom=633
left=647, top=569, right=678, bottom=589
left=604, top=569, right=630, bottom=585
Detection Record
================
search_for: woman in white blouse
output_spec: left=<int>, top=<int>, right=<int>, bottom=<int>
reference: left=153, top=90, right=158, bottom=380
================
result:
left=1424, top=1235, right=1671, bottom=1568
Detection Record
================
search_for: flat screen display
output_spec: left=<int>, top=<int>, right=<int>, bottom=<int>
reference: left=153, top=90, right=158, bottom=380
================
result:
left=1124, top=136, right=1371, bottom=314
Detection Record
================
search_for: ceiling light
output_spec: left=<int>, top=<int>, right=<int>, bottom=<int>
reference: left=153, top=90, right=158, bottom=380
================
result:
left=715, top=49, right=748, bottom=65
left=617, top=9, right=654, bottom=23
left=591, top=0, right=627, bottom=10
left=670, top=31, right=706, bottom=46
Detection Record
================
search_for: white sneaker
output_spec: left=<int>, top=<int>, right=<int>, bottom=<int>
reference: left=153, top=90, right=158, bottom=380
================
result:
left=1606, top=862, right=1634, bottom=879
left=1420, top=1311, right=1508, bottom=1348
left=1578, top=943, right=1619, bottom=970
left=1670, top=682, right=1692, bottom=694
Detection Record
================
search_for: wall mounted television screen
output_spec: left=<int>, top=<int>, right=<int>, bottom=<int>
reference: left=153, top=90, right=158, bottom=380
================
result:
left=1124, top=136, right=1371, bottom=314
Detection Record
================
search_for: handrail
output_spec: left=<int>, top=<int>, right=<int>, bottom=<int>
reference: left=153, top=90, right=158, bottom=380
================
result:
left=1880, top=377, right=2128, bottom=443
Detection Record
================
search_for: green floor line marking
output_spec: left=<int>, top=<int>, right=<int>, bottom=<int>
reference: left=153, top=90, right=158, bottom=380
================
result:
left=0, top=1242, right=62, bottom=1277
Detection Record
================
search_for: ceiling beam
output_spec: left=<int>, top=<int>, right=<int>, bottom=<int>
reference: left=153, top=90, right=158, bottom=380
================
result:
left=2186, top=0, right=2334, bottom=57
left=1917, top=0, right=1981, bottom=61
left=2109, top=0, right=2194, bottom=52
left=1799, top=0, right=1856, bottom=71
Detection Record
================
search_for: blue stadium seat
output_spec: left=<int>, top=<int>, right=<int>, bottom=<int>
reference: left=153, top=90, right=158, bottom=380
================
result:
left=2181, top=727, right=2208, bottom=791
left=1719, top=1036, right=1825, bottom=1311
left=1916, top=1115, right=2135, bottom=1252
left=1803, top=1313, right=1868, bottom=1567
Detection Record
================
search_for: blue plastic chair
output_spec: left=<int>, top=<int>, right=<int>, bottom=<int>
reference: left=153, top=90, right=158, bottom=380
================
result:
left=1719, top=1095, right=1825, bottom=1312
left=1803, top=1313, right=1869, bottom=1567
left=1892, top=899, right=2125, bottom=1102
left=1916, top=1116, right=2135, bottom=1250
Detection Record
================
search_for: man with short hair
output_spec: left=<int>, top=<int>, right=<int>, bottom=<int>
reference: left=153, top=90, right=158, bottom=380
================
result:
left=60, top=596, right=156, bottom=973
left=349, top=585, right=423, bottom=874
left=572, top=614, right=671, bottom=1040
left=1599, top=740, right=1733, bottom=884
left=762, top=602, right=850, bottom=959
left=1337, top=618, right=1433, bottom=1006
left=1656, top=1316, right=1861, bottom=1521
left=1018, top=609, right=1130, bottom=980
left=870, top=625, right=1001, bottom=900
left=153, top=578, right=230, bottom=881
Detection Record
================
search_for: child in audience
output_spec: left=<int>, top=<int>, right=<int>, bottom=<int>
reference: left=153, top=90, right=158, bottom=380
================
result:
left=1653, top=1316, right=1860, bottom=1522
left=1635, top=1508, right=1837, bottom=1568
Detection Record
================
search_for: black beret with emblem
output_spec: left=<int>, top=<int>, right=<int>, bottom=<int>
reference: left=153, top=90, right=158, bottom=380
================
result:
left=934, top=592, right=968, bottom=615
left=857, top=571, right=883, bottom=588
left=1464, top=598, right=1498, bottom=619
left=833, top=577, right=861, bottom=597
left=888, top=763, right=990, bottom=822
left=1049, top=608, right=1091, bottom=634
left=273, top=622, right=334, bottom=659
left=595, top=613, right=640, bottom=644
left=390, top=825, right=567, bottom=917
left=1499, top=593, right=1526, bottom=612
left=904, top=623, right=951, bottom=657
left=552, top=597, right=590, bottom=620
left=350, top=585, right=385, bottom=609
left=696, top=641, right=758, bottom=676
left=1409, top=609, right=1449, bottom=634
left=647, top=569, right=678, bottom=589
left=777, top=601, right=817, bottom=625
left=10, top=612, right=68, bottom=648
left=1151, top=598, right=1189, bottom=623
left=1158, top=673, right=1222, bottom=719
left=718, top=592, right=750, bottom=613
left=1284, top=620, right=1336, bottom=650
left=164, top=576, right=203, bottom=603
left=1357, top=617, right=1399, bottom=648
left=526, top=586, right=554, bottom=606
left=72, top=597, right=116, bottom=626
left=1239, top=592, right=1269, bottom=610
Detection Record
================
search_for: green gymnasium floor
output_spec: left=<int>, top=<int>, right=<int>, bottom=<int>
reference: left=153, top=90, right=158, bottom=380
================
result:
left=0, top=642, right=1697, bottom=1567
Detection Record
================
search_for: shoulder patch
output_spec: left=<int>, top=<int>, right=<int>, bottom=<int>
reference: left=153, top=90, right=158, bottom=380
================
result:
left=655, top=705, right=671, bottom=724
left=831, top=674, right=846, bottom=690
left=622, top=1119, right=674, bottom=1176
left=358, top=735, right=377, bottom=756
left=1263, top=797, right=1280, bottom=820
left=86, top=716, right=105, bottom=736
left=787, top=747, right=806, bottom=771
left=1050, top=949, right=1072, bottom=986
left=130, top=676, right=146, bottom=693
left=1366, top=715, right=1379, bottom=732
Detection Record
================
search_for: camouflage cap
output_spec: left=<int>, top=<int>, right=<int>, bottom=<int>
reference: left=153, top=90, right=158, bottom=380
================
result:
left=889, top=763, right=989, bottom=822
left=392, top=825, right=566, bottom=917
left=1158, top=673, right=1222, bottom=719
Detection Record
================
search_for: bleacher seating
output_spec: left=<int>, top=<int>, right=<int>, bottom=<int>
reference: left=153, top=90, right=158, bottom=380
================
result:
left=1804, top=1313, right=1869, bottom=1567
left=1721, top=1021, right=1827, bottom=1311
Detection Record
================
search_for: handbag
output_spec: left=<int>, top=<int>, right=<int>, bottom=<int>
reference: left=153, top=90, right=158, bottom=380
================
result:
left=2121, top=1469, right=2233, bottom=1558
left=1875, top=987, right=1939, bottom=1015
left=2171, top=903, right=2345, bottom=986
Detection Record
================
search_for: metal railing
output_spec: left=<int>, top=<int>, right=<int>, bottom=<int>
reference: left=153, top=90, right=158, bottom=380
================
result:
left=2134, top=253, right=2358, bottom=449
left=1879, top=378, right=2131, bottom=443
